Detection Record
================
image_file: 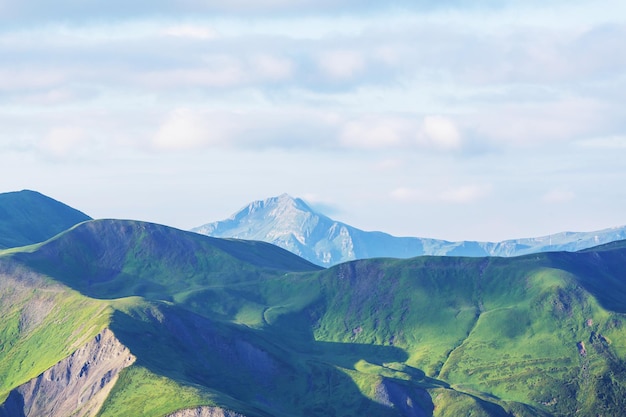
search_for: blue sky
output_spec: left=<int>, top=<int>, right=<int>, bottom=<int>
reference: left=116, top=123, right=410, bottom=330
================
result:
left=1, top=1, right=625, bottom=241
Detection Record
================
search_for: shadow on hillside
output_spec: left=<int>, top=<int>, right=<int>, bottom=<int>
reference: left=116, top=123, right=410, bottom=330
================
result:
left=548, top=251, right=626, bottom=313
left=0, top=390, right=26, bottom=417
left=109, top=304, right=438, bottom=417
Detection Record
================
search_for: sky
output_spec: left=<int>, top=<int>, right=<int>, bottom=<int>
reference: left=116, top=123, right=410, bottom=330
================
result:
left=1, top=0, right=626, bottom=242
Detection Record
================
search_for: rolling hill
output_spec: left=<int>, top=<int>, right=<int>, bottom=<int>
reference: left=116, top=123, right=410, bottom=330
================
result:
left=2, top=217, right=626, bottom=416
left=0, top=190, right=91, bottom=249
left=192, top=194, right=626, bottom=266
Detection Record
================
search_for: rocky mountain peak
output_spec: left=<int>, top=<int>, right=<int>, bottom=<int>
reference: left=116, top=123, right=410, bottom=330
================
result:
left=237, top=194, right=314, bottom=219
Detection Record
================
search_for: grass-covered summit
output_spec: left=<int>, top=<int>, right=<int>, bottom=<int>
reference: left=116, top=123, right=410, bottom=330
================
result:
left=0, top=189, right=91, bottom=249
left=2, top=217, right=626, bottom=416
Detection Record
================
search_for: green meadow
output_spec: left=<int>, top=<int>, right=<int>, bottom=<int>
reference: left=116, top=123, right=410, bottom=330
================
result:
left=2, top=219, right=626, bottom=416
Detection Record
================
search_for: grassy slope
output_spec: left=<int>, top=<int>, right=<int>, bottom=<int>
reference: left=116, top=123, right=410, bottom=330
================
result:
left=0, top=261, right=110, bottom=402
left=2, top=219, right=626, bottom=416
left=0, top=190, right=91, bottom=249
left=15, top=219, right=319, bottom=299
left=303, top=253, right=626, bottom=416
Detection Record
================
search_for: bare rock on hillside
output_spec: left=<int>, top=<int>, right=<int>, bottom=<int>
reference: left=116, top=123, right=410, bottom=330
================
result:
left=0, top=328, right=135, bottom=417
left=167, top=406, right=249, bottom=417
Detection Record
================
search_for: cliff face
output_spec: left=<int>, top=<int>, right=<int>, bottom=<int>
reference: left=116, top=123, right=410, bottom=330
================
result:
left=166, top=407, right=249, bottom=417
left=0, top=329, right=135, bottom=417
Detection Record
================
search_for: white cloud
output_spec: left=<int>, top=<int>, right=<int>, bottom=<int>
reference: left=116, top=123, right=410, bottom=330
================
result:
left=0, top=69, right=66, bottom=92
left=13, top=88, right=84, bottom=106
left=317, top=50, right=365, bottom=80
left=1, top=13, right=623, bottom=152
left=575, top=135, right=626, bottom=149
left=390, top=184, right=492, bottom=204
left=138, top=60, right=247, bottom=89
left=1, top=0, right=625, bottom=246
left=151, top=108, right=342, bottom=151
left=339, top=116, right=412, bottom=149
left=439, top=184, right=492, bottom=203
left=162, top=24, right=218, bottom=40
left=250, top=54, right=294, bottom=81
left=463, top=98, right=612, bottom=148
left=39, top=127, right=88, bottom=158
left=300, top=193, right=342, bottom=215
left=152, top=108, right=230, bottom=150
left=147, top=109, right=469, bottom=153
left=374, top=158, right=405, bottom=171
left=417, top=116, right=462, bottom=150
left=338, top=115, right=467, bottom=151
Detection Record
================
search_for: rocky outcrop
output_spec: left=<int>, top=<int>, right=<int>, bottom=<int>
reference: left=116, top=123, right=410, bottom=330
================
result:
left=166, top=406, right=249, bottom=417
left=0, top=328, right=135, bottom=417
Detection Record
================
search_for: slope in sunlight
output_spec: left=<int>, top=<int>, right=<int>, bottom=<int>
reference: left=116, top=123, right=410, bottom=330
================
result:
left=2, top=212, right=626, bottom=417
left=0, top=190, right=91, bottom=249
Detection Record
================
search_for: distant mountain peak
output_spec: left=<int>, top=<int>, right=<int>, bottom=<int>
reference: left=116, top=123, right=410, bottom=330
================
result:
left=225, top=194, right=322, bottom=228
left=242, top=194, right=315, bottom=215
left=192, top=194, right=347, bottom=264
left=193, top=195, right=626, bottom=267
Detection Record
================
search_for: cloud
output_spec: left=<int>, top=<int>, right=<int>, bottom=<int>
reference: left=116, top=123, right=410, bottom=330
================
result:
left=575, top=135, right=626, bottom=150
left=390, top=184, right=492, bottom=204
left=417, top=116, right=462, bottom=150
left=250, top=53, right=294, bottom=81
left=161, top=24, right=218, bottom=40
left=339, top=114, right=466, bottom=151
left=150, top=109, right=471, bottom=153
left=151, top=108, right=341, bottom=151
left=39, top=127, right=88, bottom=158
left=374, top=158, right=405, bottom=171
left=138, top=66, right=248, bottom=89
left=2, top=4, right=624, bottom=161
left=0, top=69, right=67, bottom=92
left=152, top=108, right=228, bottom=150
left=462, top=98, right=615, bottom=148
left=0, top=1, right=549, bottom=24
left=439, top=184, right=492, bottom=203
left=317, top=50, right=365, bottom=80
left=3, top=13, right=624, bottom=103
left=301, top=193, right=343, bottom=216
left=339, top=116, right=412, bottom=149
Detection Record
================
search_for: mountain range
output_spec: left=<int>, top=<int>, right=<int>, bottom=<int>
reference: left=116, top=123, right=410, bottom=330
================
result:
left=192, top=193, right=626, bottom=266
left=2, top=190, right=626, bottom=416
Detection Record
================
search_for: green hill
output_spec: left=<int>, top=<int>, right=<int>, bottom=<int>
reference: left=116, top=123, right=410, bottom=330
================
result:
left=2, top=219, right=626, bottom=416
left=0, top=190, right=91, bottom=249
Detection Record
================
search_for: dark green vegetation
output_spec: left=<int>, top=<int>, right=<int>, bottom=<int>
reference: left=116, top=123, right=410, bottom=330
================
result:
left=2, top=218, right=626, bottom=416
left=0, top=190, right=91, bottom=249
